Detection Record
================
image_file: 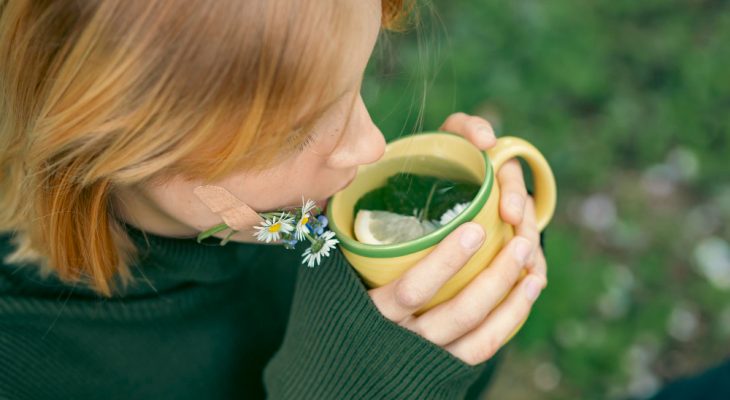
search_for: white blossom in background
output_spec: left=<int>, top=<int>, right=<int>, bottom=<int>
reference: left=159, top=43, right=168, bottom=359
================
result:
left=626, top=370, right=661, bottom=400
left=623, top=341, right=661, bottom=400
left=639, top=146, right=700, bottom=199
left=533, top=362, right=562, bottom=392
left=666, top=147, right=700, bottom=182
left=667, top=304, right=700, bottom=342
left=579, top=193, right=617, bottom=232
left=598, top=286, right=631, bottom=320
left=685, top=204, right=723, bottom=240
left=554, top=319, right=588, bottom=348
left=693, top=236, right=730, bottom=290
left=641, top=164, right=677, bottom=198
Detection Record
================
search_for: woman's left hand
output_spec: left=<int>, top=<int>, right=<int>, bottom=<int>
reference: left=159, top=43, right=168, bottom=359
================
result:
left=439, top=112, right=535, bottom=264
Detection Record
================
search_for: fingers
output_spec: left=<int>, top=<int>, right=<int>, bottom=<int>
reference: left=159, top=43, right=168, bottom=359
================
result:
left=497, top=159, right=527, bottom=226
left=402, top=236, right=533, bottom=346
left=444, top=271, right=547, bottom=366
left=368, top=222, right=485, bottom=323
left=531, top=246, right=548, bottom=281
left=439, top=112, right=497, bottom=150
left=516, top=196, right=540, bottom=268
left=193, top=185, right=262, bottom=231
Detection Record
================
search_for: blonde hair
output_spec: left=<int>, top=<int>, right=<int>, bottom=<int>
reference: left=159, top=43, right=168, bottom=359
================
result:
left=0, top=0, right=415, bottom=296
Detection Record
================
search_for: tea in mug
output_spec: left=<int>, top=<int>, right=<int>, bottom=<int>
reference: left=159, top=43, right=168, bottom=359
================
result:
left=352, top=156, right=482, bottom=245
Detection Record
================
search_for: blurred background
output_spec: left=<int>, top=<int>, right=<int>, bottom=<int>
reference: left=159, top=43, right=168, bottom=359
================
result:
left=363, top=1, right=730, bottom=399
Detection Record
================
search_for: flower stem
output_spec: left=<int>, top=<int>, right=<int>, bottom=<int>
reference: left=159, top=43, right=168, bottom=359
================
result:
left=220, top=229, right=238, bottom=246
left=197, top=223, right=230, bottom=243
left=420, top=182, right=439, bottom=222
left=303, top=231, right=318, bottom=244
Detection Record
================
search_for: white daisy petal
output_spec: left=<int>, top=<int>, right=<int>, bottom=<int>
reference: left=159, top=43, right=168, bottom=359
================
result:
left=300, top=231, right=339, bottom=267
left=300, top=196, right=316, bottom=216
left=252, top=214, right=294, bottom=243
left=294, top=212, right=313, bottom=241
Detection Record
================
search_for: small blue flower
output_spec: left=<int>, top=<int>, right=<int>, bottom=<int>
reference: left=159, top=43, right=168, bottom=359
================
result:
left=314, top=225, right=324, bottom=235
left=317, top=215, right=328, bottom=229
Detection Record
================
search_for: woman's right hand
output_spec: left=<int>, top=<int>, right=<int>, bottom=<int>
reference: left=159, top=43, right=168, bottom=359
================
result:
left=367, top=194, right=547, bottom=366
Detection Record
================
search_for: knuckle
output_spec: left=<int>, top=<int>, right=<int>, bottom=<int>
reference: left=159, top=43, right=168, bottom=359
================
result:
left=469, top=336, right=500, bottom=365
left=495, top=272, right=515, bottom=292
left=443, top=112, right=467, bottom=127
left=394, top=280, right=427, bottom=309
left=452, top=305, right=483, bottom=332
left=523, top=225, right=539, bottom=241
left=444, top=255, right=465, bottom=273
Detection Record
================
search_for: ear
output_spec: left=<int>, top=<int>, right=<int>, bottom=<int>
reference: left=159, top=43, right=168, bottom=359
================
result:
left=193, top=185, right=263, bottom=232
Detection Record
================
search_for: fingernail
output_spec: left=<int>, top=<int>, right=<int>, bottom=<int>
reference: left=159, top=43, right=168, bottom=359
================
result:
left=508, top=194, right=524, bottom=214
left=477, top=125, right=495, bottom=145
left=477, top=125, right=493, bottom=137
left=460, top=225, right=484, bottom=250
left=524, top=276, right=542, bottom=301
left=513, top=237, right=531, bottom=264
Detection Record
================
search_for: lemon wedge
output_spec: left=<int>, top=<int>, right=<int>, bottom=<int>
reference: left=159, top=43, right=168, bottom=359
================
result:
left=353, top=210, right=438, bottom=245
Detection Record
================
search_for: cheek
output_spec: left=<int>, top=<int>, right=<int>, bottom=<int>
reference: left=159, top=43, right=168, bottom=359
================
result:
left=289, top=153, right=350, bottom=198
left=140, top=178, right=220, bottom=231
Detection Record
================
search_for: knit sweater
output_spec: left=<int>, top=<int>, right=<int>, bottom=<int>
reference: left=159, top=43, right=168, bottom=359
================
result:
left=0, top=222, right=501, bottom=400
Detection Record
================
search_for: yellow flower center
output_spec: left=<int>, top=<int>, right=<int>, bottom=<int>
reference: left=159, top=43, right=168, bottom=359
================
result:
left=268, top=222, right=282, bottom=233
left=301, top=215, right=309, bottom=225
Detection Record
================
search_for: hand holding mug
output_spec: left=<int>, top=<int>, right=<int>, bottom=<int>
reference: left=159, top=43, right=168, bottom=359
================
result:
left=363, top=112, right=547, bottom=366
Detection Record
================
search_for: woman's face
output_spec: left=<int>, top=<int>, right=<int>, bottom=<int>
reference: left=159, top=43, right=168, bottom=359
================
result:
left=113, top=0, right=386, bottom=243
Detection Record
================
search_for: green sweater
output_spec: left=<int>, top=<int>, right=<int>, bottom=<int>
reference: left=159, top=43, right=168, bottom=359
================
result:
left=0, top=222, right=500, bottom=399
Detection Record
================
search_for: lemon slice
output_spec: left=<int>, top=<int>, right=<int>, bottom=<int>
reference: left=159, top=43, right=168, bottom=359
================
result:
left=354, top=210, right=439, bottom=245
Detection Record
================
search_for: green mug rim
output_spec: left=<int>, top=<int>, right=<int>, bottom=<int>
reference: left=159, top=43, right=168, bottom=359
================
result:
left=326, top=131, right=494, bottom=258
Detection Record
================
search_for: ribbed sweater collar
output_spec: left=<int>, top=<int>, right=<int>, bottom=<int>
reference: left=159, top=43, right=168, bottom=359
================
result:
left=0, top=223, right=271, bottom=298
left=121, top=221, right=266, bottom=289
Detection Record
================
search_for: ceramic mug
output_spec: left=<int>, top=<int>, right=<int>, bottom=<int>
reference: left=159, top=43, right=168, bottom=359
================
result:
left=326, top=131, right=557, bottom=317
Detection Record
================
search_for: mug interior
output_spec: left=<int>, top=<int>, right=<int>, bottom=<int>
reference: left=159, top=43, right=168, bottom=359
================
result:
left=326, top=131, right=494, bottom=258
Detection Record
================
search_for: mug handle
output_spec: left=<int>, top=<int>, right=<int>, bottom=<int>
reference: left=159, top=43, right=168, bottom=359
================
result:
left=486, top=136, right=557, bottom=231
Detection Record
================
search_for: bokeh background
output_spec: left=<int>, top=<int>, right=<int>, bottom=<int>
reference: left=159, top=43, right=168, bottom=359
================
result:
left=362, top=1, right=730, bottom=399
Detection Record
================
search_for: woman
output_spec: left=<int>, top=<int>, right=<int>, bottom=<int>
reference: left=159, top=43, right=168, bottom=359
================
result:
left=0, top=1, right=546, bottom=398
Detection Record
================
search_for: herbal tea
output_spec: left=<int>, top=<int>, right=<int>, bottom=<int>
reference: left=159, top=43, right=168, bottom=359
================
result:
left=352, top=156, right=483, bottom=245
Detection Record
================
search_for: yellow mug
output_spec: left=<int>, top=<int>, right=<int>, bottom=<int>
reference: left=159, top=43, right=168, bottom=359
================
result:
left=326, top=131, right=557, bottom=317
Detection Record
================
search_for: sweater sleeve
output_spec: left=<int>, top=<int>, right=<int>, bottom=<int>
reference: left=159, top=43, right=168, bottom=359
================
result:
left=262, top=248, right=500, bottom=400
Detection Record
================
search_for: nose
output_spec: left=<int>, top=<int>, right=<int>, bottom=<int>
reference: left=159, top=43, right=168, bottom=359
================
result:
left=326, top=96, right=386, bottom=169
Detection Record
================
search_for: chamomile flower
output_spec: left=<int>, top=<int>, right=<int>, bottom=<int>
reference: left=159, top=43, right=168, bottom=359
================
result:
left=294, top=197, right=317, bottom=241
left=199, top=193, right=339, bottom=267
left=253, top=213, right=295, bottom=243
left=439, top=201, right=471, bottom=226
left=301, top=230, right=339, bottom=268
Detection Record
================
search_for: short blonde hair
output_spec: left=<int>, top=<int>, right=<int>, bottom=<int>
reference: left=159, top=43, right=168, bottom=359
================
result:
left=0, top=0, right=415, bottom=296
